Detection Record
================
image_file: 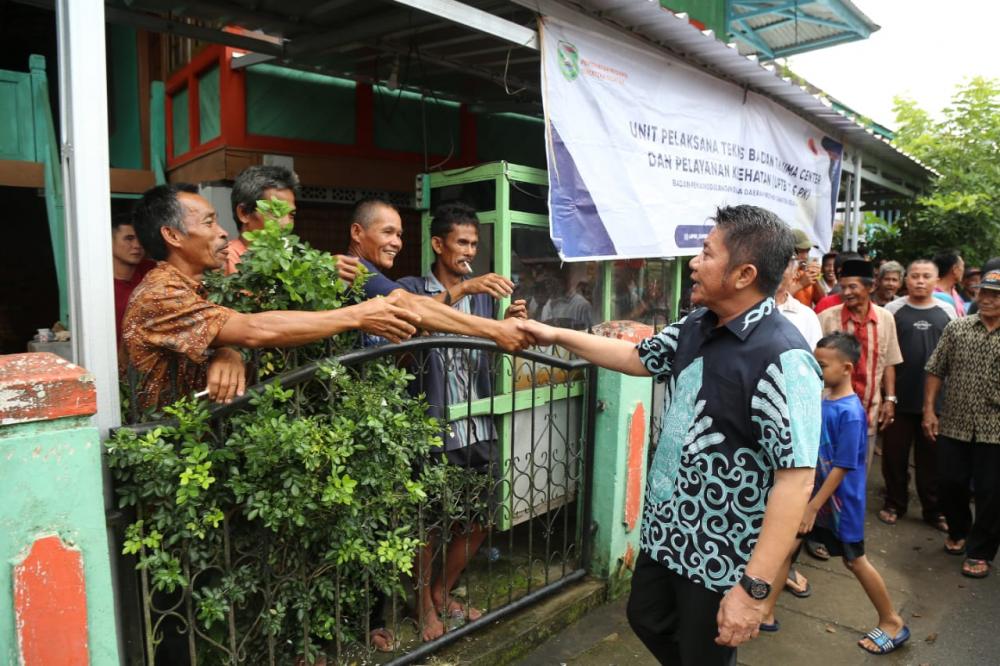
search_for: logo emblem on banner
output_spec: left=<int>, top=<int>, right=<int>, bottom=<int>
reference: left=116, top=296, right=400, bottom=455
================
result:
left=557, top=41, right=580, bottom=81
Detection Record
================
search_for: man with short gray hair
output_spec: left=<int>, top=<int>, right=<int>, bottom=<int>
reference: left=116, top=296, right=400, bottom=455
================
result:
left=225, top=165, right=300, bottom=274
left=873, top=261, right=904, bottom=307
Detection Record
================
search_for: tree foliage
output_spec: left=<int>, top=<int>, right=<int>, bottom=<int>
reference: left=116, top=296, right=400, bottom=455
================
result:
left=877, top=77, right=1000, bottom=263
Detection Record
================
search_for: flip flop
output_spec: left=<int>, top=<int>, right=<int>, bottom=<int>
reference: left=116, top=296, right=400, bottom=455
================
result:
left=877, top=508, right=898, bottom=526
left=962, top=558, right=991, bottom=579
left=443, top=597, right=483, bottom=621
left=858, top=626, right=910, bottom=655
left=759, top=619, right=780, bottom=632
left=369, top=627, right=395, bottom=653
left=927, top=515, right=949, bottom=533
left=784, top=568, right=812, bottom=598
left=805, top=539, right=830, bottom=561
left=944, top=539, right=966, bottom=556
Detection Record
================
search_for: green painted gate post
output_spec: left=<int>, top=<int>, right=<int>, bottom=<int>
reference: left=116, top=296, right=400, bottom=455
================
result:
left=0, top=353, right=121, bottom=665
left=588, top=324, right=654, bottom=598
left=29, top=55, right=69, bottom=325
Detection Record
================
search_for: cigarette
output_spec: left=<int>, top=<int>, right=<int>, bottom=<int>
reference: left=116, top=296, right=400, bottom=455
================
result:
left=194, top=389, right=209, bottom=399
left=461, top=260, right=473, bottom=273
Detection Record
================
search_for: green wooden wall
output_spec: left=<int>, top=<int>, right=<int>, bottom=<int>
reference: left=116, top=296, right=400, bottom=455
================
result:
left=476, top=112, right=546, bottom=169
left=245, top=64, right=356, bottom=144
left=107, top=24, right=142, bottom=169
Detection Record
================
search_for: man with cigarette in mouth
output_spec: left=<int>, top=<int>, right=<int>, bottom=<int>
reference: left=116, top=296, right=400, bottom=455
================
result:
left=394, top=201, right=527, bottom=640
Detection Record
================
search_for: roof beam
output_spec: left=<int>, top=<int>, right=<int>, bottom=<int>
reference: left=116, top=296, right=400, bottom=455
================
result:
left=820, top=0, right=873, bottom=37
left=732, top=18, right=776, bottom=58
left=772, top=30, right=864, bottom=57
left=387, top=0, right=538, bottom=50
left=12, top=0, right=288, bottom=54
left=858, top=168, right=914, bottom=197
left=728, top=1, right=802, bottom=23
left=370, top=38, right=539, bottom=94
left=755, top=12, right=853, bottom=34
left=287, top=9, right=439, bottom=58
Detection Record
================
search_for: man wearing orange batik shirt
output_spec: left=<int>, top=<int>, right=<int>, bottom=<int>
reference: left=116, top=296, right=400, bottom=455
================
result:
left=818, top=259, right=903, bottom=466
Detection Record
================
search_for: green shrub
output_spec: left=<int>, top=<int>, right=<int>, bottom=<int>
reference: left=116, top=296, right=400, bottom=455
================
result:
left=108, top=198, right=468, bottom=662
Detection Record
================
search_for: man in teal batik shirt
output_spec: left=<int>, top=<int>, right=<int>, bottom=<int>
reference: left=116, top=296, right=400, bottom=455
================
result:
left=520, top=205, right=821, bottom=665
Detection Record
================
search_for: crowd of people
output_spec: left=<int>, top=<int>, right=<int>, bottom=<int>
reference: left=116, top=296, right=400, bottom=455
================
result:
left=110, top=168, right=999, bottom=663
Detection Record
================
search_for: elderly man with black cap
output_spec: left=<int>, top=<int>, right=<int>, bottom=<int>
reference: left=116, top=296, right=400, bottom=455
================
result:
left=818, top=259, right=903, bottom=464
left=923, top=268, right=1000, bottom=579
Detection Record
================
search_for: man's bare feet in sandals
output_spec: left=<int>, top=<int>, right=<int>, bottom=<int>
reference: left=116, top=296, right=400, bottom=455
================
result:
left=441, top=597, right=483, bottom=621
left=944, top=537, right=966, bottom=555
left=370, top=627, right=396, bottom=652
left=877, top=507, right=898, bottom=525
left=784, top=568, right=811, bottom=598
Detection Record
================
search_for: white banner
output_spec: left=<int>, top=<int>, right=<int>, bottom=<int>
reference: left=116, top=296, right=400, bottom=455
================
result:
left=541, top=16, right=843, bottom=260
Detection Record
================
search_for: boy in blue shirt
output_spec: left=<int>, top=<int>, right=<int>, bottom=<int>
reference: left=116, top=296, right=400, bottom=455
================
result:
left=806, top=332, right=909, bottom=655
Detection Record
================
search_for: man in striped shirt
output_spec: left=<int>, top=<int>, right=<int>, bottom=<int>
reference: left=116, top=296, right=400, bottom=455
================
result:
left=398, top=201, right=527, bottom=642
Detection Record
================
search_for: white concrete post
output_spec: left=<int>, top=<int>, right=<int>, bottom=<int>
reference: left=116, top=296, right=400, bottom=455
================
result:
left=56, top=0, right=121, bottom=436
left=851, top=153, right=863, bottom=252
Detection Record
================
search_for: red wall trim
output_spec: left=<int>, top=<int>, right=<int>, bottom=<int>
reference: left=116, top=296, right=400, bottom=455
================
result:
left=163, top=42, right=470, bottom=171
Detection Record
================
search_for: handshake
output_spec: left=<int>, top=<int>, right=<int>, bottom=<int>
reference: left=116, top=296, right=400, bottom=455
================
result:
left=354, top=291, right=558, bottom=353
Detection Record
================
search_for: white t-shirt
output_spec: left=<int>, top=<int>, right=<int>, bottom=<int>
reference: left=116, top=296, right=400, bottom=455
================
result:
left=776, top=294, right=822, bottom=350
left=885, top=295, right=957, bottom=319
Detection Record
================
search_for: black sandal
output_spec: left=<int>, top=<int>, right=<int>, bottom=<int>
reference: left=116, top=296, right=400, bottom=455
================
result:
left=805, top=539, right=830, bottom=561
left=784, top=568, right=812, bottom=598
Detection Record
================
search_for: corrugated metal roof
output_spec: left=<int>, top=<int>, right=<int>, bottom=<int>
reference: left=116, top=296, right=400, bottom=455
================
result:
left=105, top=0, right=932, bottom=184
left=729, top=0, right=880, bottom=59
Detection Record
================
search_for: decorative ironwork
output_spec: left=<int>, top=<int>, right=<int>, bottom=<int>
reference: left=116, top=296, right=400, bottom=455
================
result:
left=112, top=337, right=595, bottom=665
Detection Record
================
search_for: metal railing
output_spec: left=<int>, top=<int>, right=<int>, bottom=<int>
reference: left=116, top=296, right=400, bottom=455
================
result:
left=110, top=337, right=596, bottom=665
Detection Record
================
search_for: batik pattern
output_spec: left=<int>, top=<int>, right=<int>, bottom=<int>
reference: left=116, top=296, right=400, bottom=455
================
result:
left=636, top=306, right=822, bottom=592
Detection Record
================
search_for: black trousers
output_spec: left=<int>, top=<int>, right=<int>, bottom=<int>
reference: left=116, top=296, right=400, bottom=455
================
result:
left=626, top=551, right=736, bottom=666
left=881, top=412, right=941, bottom=520
left=938, top=436, right=1000, bottom=561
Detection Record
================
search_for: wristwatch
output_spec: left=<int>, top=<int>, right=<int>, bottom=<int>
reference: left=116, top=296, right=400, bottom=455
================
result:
left=739, top=574, right=771, bottom=600
left=885, top=395, right=898, bottom=404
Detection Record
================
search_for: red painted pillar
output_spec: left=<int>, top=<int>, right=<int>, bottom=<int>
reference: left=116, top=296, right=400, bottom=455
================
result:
left=14, top=536, right=91, bottom=666
left=624, top=402, right=646, bottom=533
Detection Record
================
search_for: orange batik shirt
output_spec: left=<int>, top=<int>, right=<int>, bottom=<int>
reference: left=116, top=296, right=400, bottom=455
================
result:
left=119, top=262, right=233, bottom=413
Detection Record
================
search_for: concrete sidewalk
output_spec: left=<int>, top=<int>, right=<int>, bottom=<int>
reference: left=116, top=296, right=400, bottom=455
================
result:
left=516, top=467, right=999, bottom=665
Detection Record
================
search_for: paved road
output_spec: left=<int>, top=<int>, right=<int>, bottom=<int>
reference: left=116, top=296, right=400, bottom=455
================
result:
left=517, top=461, right=1000, bottom=665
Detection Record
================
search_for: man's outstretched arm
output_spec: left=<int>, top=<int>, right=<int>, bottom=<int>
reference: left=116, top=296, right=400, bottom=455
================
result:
left=213, top=292, right=420, bottom=348
left=517, top=319, right=650, bottom=376
left=386, top=289, right=532, bottom=352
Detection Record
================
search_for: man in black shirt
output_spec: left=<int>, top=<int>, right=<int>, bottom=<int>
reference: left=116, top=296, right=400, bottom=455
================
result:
left=880, top=259, right=955, bottom=529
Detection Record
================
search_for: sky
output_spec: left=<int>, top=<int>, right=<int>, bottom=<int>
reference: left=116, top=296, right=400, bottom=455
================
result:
left=785, top=0, right=1000, bottom=130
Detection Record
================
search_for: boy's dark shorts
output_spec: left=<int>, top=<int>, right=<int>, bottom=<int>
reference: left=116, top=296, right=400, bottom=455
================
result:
left=809, top=525, right=865, bottom=562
